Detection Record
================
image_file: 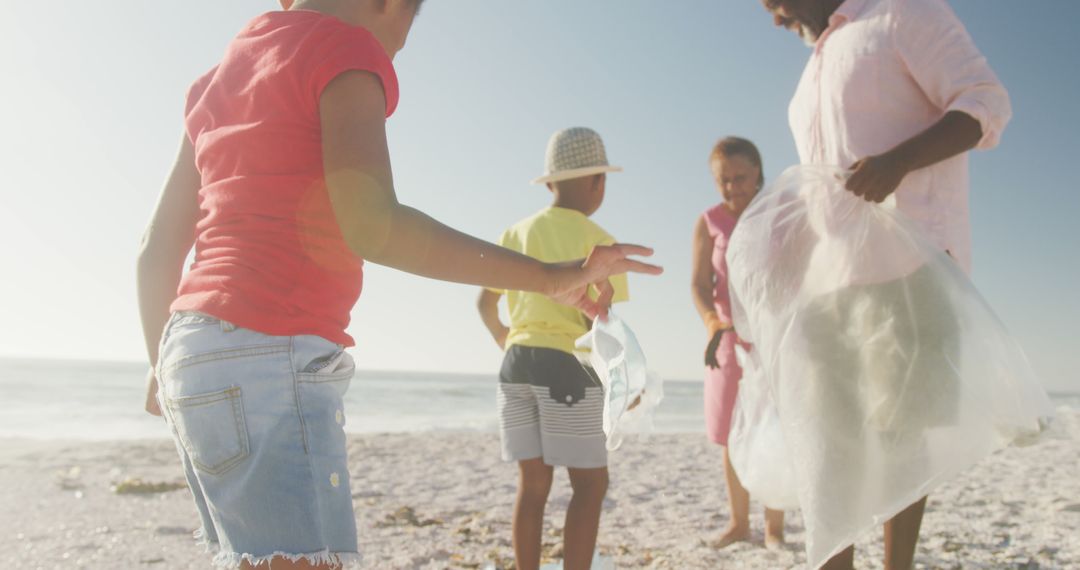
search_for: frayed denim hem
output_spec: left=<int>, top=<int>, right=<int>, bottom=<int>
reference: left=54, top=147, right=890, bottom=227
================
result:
left=211, top=549, right=362, bottom=569
left=194, top=527, right=218, bottom=553
left=192, top=528, right=360, bottom=569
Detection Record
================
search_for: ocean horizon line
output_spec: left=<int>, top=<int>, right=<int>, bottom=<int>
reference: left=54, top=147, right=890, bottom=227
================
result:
left=1, top=356, right=1076, bottom=442
left=0, top=355, right=1077, bottom=396
left=0, top=355, right=710, bottom=386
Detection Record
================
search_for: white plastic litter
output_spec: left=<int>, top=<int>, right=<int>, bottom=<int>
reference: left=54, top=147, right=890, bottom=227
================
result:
left=727, top=345, right=800, bottom=511
left=727, top=165, right=1054, bottom=569
left=576, top=311, right=664, bottom=451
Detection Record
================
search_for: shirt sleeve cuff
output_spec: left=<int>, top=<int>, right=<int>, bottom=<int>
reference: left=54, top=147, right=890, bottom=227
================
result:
left=948, top=95, right=1009, bottom=150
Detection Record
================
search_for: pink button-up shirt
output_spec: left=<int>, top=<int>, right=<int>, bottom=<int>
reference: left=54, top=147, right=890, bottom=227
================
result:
left=789, top=0, right=1011, bottom=274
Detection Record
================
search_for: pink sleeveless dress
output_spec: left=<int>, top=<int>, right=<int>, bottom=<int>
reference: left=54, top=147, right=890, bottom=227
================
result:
left=702, top=204, right=743, bottom=446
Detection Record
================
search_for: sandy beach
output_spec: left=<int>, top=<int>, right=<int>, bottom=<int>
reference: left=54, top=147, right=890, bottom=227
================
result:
left=1, top=407, right=1077, bottom=570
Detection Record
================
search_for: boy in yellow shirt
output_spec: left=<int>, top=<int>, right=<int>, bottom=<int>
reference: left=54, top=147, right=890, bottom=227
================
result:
left=477, top=127, right=629, bottom=570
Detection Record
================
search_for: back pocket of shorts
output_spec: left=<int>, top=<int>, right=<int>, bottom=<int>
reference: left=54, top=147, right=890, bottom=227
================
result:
left=166, top=387, right=250, bottom=476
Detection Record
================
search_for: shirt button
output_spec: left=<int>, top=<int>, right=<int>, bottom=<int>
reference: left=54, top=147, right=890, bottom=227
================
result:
left=330, top=472, right=340, bottom=488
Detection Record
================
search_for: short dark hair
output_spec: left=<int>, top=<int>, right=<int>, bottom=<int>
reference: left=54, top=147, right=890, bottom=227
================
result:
left=710, top=136, right=765, bottom=189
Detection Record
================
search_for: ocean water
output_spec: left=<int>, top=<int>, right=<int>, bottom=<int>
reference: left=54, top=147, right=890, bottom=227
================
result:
left=1, top=358, right=1076, bottom=441
left=0, top=358, right=707, bottom=440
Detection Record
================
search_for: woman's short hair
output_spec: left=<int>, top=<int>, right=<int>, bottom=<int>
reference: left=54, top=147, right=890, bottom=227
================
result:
left=710, top=136, right=765, bottom=189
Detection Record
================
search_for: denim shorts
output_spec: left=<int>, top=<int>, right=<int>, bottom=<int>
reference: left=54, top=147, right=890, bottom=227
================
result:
left=156, top=312, right=359, bottom=569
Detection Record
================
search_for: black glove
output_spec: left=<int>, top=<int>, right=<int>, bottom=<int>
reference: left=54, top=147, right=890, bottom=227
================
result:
left=704, top=328, right=725, bottom=369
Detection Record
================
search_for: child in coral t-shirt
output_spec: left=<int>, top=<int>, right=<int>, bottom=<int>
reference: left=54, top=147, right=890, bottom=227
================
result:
left=136, top=1, right=660, bottom=567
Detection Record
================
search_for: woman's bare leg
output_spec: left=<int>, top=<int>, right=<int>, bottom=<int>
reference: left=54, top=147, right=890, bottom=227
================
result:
left=884, top=496, right=927, bottom=570
left=764, top=507, right=785, bottom=548
left=821, top=545, right=855, bottom=570
left=714, top=447, right=751, bottom=548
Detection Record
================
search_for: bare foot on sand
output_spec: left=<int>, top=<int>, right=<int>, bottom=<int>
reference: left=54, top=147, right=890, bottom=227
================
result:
left=711, top=524, right=750, bottom=549
left=765, top=531, right=785, bottom=550
left=765, top=508, right=785, bottom=550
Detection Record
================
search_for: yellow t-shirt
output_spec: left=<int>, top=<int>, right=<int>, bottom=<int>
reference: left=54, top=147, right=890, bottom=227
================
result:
left=492, top=206, right=629, bottom=354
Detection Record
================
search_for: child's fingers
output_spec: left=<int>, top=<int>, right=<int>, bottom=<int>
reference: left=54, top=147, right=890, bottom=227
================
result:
left=576, top=295, right=602, bottom=320
left=609, top=243, right=655, bottom=258
left=144, top=369, right=164, bottom=417
left=145, top=390, right=163, bottom=417
left=583, top=244, right=652, bottom=270
left=557, top=244, right=661, bottom=301
left=615, top=259, right=664, bottom=275
left=592, top=280, right=614, bottom=321
left=604, top=244, right=662, bottom=275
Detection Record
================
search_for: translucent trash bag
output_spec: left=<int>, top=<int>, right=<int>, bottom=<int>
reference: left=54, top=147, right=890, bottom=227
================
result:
left=727, top=345, right=800, bottom=511
left=726, top=165, right=1054, bottom=569
left=576, top=311, right=664, bottom=451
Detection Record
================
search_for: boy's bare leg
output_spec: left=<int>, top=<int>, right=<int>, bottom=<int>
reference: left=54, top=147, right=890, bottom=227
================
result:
left=821, top=545, right=856, bottom=570
left=564, top=466, right=609, bottom=570
left=884, top=496, right=927, bottom=570
left=764, top=507, right=785, bottom=548
left=714, top=447, right=750, bottom=548
left=514, top=458, right=554, bottom=570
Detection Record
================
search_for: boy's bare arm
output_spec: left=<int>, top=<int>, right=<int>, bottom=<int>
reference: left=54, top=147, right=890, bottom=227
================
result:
left=319, top=70, right=661, bottom=314
left=136, top=132, right=201, bottom=414
left=476, top=289, right=509, bottom=349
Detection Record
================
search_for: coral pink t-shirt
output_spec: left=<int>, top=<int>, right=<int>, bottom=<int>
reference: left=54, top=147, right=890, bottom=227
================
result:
left=172, top=11, right=399, bottom=346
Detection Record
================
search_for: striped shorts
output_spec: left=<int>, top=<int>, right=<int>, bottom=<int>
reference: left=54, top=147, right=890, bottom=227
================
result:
left=497, top=345, right=607, bottom=469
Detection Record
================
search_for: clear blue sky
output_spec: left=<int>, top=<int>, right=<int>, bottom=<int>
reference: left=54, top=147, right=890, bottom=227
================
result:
left=1, top=1, right=1077, bottom=391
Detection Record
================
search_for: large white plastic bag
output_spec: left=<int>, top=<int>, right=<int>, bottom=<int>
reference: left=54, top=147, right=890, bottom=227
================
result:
left=575, top=311, right=664, bottom=451
left=726, top=165, right=1053, bottom=569
left=727, top=346, right=800, bottom=510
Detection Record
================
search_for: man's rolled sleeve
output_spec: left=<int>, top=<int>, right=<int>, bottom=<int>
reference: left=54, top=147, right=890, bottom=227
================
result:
left=948, top=89, right=1011, bottom=150
left=894, top=0, right=1011, bottom=149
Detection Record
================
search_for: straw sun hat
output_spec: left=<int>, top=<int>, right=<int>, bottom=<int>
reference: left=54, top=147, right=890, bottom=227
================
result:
left=531, top=127, right=623, bottom=185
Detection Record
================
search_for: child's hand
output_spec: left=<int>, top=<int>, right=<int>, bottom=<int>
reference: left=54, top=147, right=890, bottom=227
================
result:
left=144, top=368, right=163, bottom=417
left=550, top=279, right=615, bottom=321
left=549, top=244, right=662, bottom=319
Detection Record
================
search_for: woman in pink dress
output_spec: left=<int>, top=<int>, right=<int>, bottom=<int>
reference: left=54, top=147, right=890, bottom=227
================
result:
left=691, top=137, right=785, bottom=549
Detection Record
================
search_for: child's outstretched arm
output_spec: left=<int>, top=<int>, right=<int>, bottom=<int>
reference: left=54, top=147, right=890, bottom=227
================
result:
left=476, top=289, right=508, bottom=349
left=320, top=71, right=661, bottom=313
left=136, top=133, right=202, bottom=415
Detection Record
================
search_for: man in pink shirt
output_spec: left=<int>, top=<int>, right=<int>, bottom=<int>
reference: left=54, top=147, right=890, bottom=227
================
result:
left=760, top=0, right=1011, bottom=568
